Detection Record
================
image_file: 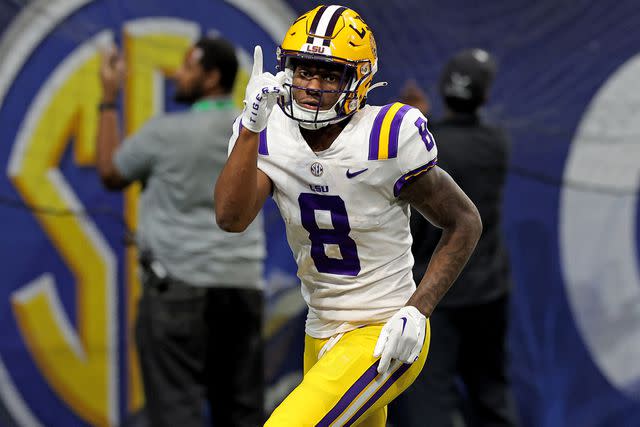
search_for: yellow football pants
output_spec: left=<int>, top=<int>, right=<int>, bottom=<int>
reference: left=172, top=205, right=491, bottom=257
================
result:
left=265, top=321, right=430, bottom=426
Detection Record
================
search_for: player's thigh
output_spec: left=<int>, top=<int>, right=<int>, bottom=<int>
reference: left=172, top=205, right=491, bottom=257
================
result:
left=357, top=406, right=386, bottom=427
left=266, top=323, right=430, bottom=426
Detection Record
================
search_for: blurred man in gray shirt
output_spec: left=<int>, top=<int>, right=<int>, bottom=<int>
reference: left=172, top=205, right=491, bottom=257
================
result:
left=96, top=36, right=265, bottom=427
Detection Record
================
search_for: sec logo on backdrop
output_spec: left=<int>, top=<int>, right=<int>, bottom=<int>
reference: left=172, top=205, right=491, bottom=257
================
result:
left=0, top=1, right=293, bottom=426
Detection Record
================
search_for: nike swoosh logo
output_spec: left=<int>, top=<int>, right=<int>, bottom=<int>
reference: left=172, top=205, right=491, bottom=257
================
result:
left=346, top=168, right=368, bottom=179
left=400, top=317, right=407, bottom=335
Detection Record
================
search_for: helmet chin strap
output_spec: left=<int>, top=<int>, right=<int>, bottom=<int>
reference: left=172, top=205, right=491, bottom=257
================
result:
left=298, top=120, right=331, bottom=130
left=292, top=99, right=349, bottom=130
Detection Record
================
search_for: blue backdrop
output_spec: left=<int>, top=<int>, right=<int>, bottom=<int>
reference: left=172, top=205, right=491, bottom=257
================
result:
left=1, top=1, right=639, bottom=426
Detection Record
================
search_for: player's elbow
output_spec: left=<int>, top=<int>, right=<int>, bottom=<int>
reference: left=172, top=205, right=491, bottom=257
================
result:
left=465, top=204, right=483, bottom=244
left=215, top=208, right=249, bottom=233
left=217, top=218, right=249, bottom=233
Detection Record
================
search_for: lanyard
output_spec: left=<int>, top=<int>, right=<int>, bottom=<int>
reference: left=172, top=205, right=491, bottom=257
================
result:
left=191, top=98, right=235, bottom=112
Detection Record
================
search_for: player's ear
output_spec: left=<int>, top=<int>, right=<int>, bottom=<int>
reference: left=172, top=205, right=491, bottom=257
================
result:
left=204, top=68, right=221, bottom=92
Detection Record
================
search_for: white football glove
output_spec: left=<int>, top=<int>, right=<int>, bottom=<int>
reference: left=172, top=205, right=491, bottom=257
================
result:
left=241, top=45, right=288, bottom=133
left=373, top=305, right=427, bottom=374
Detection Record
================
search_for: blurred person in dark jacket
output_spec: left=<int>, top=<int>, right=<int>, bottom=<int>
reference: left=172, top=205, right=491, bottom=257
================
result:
left=391, top=48, right=519, bottom=427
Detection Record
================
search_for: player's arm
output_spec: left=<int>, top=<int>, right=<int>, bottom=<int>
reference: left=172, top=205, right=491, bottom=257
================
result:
left=215, top=127, right=272, bottom=232
left=400, top=165, right=482, bottom=317
left=96, top=47, right=129, bottom=190
left=215, top=45, right=285, bottom=232
left=374, top=109, right=481, bottom=374
left=373, top=167, right=480, bottom=374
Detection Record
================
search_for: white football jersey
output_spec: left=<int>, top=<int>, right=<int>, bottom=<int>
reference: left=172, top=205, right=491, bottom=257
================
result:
left=229, top=102, right=438, bottom=338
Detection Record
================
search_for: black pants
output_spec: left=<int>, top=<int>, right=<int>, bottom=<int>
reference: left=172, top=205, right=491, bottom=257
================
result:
left=135, top=280, right=264, bottom=427
left=389, top=295, right=519, bottom=427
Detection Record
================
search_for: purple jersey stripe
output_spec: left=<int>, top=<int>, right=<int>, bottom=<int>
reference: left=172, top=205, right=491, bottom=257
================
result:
left=259, top=129, right=268, bottom=155
left=388, top=104, right=412, bottom=158
left=238, top=119, right=268, bottom=156
left=344, top=363, right=412, bottom=426
left=393, top=158, right=438, bottom=197
left=316, top=360, right=380, bottom=427
left=368, top=104, right=392, bottom=160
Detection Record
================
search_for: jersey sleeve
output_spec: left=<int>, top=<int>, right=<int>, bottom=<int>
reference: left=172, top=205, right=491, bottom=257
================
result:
left=228, top=116, right=270, bottom=155
left=227, top=115, right=242, bottom=156
left=228, top=115, right=273, bottom=179
left=392, top=106, right=438, bottom=196
left=114, top=118, right=161, bottom=182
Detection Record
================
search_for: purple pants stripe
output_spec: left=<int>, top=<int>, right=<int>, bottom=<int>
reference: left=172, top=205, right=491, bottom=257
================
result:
left=368, top=104, right=393, bottom=160
left=388, top=104, right=412, bottom=158
left=344, top=363, right=411, bottom=426
left=316, top=360, right=381, bottom=427
left=393, top=158, right=438, bottom=197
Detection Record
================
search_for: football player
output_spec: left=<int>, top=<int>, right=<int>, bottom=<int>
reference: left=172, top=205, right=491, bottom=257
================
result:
left=215, top=5, right=482, bottom=426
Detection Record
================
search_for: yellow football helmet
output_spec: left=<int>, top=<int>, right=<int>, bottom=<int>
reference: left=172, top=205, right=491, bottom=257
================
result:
left=277, top=5, right=379, bottom=128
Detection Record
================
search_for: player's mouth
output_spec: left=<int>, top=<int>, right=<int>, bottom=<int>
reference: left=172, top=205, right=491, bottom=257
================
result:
left=298, top=99, right=322, bottom=109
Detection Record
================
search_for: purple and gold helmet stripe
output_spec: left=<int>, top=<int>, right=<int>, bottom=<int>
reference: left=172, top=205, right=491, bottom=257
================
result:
left=317, top=359, right=410, bottom=426
left=368, top=103, right=412, bottom=160
left=393, top=158, right=438, bottom=196
left=307, top=5, right=347, bottom=46
left=306, top=5, right=327, bottom=44
left=323, top=6, right=347, bottom=45
left=239, top=120, right=269, bottom=156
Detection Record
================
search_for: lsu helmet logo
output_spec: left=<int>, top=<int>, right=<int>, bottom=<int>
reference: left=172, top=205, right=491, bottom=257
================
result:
left=0, top=1, right=294, bottom=425
left=303, top=43, right=330, bottom=55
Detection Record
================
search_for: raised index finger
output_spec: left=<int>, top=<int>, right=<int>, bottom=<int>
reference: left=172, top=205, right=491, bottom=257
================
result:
left=252, top=45, right=263, bottom=77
